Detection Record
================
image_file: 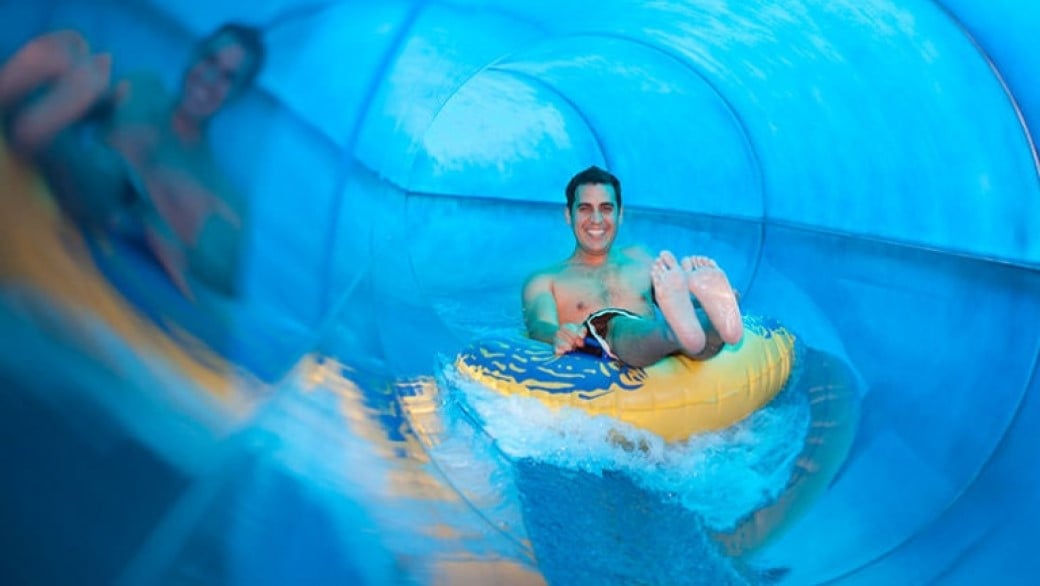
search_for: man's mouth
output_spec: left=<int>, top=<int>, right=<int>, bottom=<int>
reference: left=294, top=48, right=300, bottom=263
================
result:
left=586, top=229, right=606, bottom=238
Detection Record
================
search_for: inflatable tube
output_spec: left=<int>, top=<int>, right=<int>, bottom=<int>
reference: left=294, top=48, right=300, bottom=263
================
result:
left=455, top=315, right=796, bottom=442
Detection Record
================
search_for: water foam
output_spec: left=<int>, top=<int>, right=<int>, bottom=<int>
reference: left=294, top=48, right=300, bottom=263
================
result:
left=441, top=359, right=810, bottom=531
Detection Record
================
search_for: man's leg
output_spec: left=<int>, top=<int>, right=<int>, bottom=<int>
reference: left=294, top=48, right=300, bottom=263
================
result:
left=604, top=251, right=734, bottom=367
left=604, top=309, right=725, bottom=368
left=600, top=251, right=710, bottom=367
left=1, top=31, right=138, bottom=234
left=7, top=53, right=113, bottom=155
left=602, top=314, right=681, bottom=368
left=0, top=31, right=118, bottom=155
left=0, top=31, right=89, bottom=108
left=680, top=255, right=743, bottom=345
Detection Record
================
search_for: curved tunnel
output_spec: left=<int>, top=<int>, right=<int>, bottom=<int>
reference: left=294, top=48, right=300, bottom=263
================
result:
left=2, top=0, right=1039, bottom=584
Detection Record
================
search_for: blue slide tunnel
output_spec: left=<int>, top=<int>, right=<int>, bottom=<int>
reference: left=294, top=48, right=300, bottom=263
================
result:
left=1, top=1, right=1038, bottom=584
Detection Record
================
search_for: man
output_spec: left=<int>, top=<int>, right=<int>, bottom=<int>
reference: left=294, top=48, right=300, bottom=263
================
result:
left=0, top=23, right=265, bottom=298
left=522, top=166, right=744, bottom=368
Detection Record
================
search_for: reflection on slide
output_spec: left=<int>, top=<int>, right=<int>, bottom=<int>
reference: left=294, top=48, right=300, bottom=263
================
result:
left=2, top=0, right=1039, bottom=584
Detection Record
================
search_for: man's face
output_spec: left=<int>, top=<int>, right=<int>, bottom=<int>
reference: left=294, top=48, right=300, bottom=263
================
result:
left=179, top=35, right=252, bottom=120
left=566, top=182, right=621, bottom=256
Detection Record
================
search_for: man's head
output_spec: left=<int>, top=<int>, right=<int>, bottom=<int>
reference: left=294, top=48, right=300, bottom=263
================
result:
left=178, top=23, right=265, bottom=121
left=565, top=165, right=622, bottom=210
left=564, top=166, right=623, bottom=257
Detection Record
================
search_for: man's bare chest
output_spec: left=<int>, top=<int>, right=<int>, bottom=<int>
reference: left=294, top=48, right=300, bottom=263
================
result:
left=553, top=264, right=652, bottom=318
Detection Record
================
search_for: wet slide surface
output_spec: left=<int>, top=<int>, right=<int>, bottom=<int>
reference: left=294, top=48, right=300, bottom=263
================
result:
left=2, top=0, right=1039, bottom=584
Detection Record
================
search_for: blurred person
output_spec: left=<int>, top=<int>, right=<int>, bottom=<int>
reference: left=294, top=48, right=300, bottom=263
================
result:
left=0, top=23, right=265, bottom=298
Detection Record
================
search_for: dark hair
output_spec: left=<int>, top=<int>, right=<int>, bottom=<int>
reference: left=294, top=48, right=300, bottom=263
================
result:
left=565, top=165, right=622, bottom=210
left=201, top=23, right=266, bottom=90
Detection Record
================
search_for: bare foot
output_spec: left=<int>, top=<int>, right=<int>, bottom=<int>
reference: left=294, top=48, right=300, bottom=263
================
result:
left=8, top=53, right=113, bottom=154
left=651, top=250, right=706, bottom=355
left=681, top=255, right=743, bottom=344
left=0, top=30, right=89, bottom=107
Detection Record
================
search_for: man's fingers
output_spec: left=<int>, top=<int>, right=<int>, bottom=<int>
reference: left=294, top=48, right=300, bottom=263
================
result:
left=554, top=339, right=572, bottom=355
left=554, top=327, right=586, bottom=355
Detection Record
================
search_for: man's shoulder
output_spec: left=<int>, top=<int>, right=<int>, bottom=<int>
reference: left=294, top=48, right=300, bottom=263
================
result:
left=619, top=244, right=654, bottom=262
left=525, top=257, right=581, bottom=291
left=525, top=261, right=564, bottom=284
left=608, top=245, right=654, bottom=271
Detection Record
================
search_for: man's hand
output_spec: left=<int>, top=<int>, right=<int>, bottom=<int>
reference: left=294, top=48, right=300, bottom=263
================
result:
left=553, top=322, right=587, bottom=356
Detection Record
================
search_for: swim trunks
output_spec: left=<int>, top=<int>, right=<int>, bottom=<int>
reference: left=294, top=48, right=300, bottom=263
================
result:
left=580, top=307, right=641, bottom=360
left=580, top=306, right=726, bottom=362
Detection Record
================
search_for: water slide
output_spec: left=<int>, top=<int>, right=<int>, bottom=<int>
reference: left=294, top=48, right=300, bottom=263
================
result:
left=1, top=1, right=1038, bottom=584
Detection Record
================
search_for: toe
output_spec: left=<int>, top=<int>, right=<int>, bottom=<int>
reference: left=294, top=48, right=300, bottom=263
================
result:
left=659, top=250, right=679, bottom=269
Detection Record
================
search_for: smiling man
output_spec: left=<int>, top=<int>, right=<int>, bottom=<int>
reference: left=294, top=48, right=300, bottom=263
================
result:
left=521, top=165, right=744, bottom=367
left=102, top=23, right=265, bottom=298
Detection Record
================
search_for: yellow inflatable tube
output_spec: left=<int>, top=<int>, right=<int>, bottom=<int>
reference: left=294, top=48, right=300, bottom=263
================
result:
left=455, top=315, right=796, bottom=442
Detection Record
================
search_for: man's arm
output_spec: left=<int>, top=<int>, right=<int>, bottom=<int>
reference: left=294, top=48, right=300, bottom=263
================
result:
left=522, top=272, right=586, bottom=355
left=522, top=273, right=560, bottom=344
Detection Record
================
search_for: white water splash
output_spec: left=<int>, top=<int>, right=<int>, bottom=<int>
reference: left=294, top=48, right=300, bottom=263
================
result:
left=440, top=361, right=810, bottom=531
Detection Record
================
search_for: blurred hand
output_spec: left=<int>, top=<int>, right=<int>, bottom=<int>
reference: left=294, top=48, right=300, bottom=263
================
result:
left=553, top=322, right=587, bottom=355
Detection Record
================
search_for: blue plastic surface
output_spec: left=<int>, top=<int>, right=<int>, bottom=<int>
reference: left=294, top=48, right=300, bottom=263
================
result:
left=1, top=1, right=1039, bottom=584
